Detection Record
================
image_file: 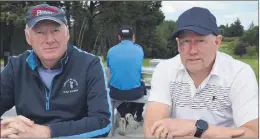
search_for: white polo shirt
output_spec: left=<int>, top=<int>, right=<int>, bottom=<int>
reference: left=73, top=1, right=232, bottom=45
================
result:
left=148, top=51, right=258, bottom=127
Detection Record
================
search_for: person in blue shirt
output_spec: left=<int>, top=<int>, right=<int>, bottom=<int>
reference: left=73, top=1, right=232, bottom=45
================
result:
left=106, top=25, right=146, bottom=135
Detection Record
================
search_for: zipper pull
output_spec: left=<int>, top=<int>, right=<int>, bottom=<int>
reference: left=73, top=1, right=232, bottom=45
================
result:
left=46, top=97, right=50, bottom=111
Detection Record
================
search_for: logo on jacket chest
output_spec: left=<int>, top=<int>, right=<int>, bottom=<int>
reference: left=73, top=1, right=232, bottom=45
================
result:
left=63, top=78, right=79, bottom=93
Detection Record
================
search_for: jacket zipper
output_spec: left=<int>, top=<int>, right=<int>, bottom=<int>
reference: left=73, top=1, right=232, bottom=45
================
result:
left=37, top=62, right=64, bottom=111
left=41, top=80, right=53, bottom=111
left=41, top=71, right=63, bottom=111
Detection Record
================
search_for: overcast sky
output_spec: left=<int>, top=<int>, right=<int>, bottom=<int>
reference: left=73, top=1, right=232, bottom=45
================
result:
left=161, top=1, right=258, bottom=29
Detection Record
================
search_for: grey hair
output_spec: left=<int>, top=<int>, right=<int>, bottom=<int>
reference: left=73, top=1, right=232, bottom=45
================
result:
left=24, top=23, right=69, bottom=36
left=25, top=25, right=30, bottom=31
left=24, top=25, right=31, bottom=37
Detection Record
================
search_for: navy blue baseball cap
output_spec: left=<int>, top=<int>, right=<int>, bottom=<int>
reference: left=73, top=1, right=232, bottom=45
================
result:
left=172, top=7, right=218, bottom=39
left=25, top=4, right=67, bottom=28
left=119, top=25, right=134, bottom=38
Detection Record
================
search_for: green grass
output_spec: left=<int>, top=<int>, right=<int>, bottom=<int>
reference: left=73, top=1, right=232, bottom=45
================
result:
left=219, top=41, right=259, bottom=80
left=143, top=58, right=152, bottom=67
left=219, top=42, right=233, bottom=56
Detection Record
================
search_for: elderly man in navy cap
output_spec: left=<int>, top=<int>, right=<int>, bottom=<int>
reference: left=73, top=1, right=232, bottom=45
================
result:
left=0, top=4, right=111, bottom=138
left=144, top=7, right=258, bottom=138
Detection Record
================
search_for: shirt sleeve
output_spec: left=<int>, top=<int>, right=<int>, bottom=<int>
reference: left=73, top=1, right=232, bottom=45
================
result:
left=148, top=61, right=172, bottom=107
left=229, top=65, right=258, bottom=127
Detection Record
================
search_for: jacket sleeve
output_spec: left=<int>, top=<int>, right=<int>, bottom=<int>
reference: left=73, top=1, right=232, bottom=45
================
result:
left=0, top=58, right=15, bottom=117
left=47, top=57, right=112, bottom=138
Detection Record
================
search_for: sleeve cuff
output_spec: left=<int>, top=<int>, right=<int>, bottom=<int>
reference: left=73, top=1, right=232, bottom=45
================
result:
left=148, top=93, right=172, bottom=107
left=46, top=124, right=53, bottom=137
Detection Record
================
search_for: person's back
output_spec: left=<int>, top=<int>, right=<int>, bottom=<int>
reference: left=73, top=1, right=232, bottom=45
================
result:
left=106, top=25, right=145, bottom=135
left=107, top=40, right=143, bottom=90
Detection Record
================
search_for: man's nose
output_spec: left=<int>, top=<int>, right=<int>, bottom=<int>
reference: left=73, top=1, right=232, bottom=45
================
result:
left=45, top=32, right=55, bottom=44
left=189, top=41, right=198, bottom=55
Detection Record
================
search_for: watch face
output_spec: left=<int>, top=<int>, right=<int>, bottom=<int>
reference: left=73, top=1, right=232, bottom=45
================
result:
left=197, top=120, right=209, bottom=130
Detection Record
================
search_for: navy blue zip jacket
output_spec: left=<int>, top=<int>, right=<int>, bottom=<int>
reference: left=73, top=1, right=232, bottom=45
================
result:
left=0, top=45, right=112, bottom=137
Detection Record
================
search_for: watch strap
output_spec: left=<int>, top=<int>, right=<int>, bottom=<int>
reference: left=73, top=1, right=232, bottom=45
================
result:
left=194, top=127, right=203, bottom=137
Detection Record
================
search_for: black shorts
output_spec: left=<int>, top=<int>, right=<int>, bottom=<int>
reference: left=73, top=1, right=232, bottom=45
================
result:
left=109, top=84, right=145, bottom=101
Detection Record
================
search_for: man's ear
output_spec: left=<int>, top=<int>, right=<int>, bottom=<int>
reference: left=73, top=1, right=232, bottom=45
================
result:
left=215, top=35, right=222, bottom=49
left=175, top=37, right=179, bottom=43
left=176, top=37, right=181, bottom=52
left=25, top=30, right=32, bottom=45
left=64, top=26, right=70, bottom=41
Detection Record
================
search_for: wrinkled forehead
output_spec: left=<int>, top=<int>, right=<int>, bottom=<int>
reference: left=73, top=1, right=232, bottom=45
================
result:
left=32, top=20, right=62, bottom=30
left=177, top=30, right=209, bottom=39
